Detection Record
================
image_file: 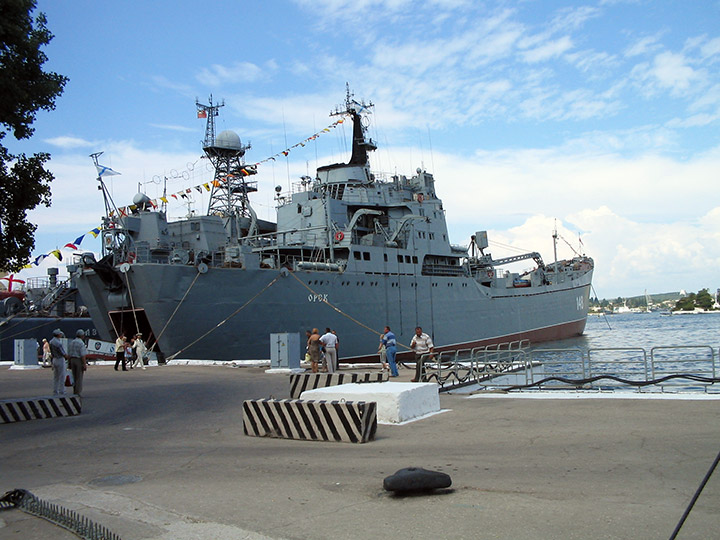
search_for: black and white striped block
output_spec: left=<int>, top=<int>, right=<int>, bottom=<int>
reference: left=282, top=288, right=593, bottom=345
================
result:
left=243, top=398, right=377, bottom=443
left=289, top=372, right=389, bottom=399
left=0, top=395, right=82, bottom=424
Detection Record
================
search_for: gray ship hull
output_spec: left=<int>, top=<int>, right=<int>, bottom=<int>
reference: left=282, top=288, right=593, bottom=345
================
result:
left=77, top=263, right=592, bottom=361
left=78, top=92, right=594, bottom=361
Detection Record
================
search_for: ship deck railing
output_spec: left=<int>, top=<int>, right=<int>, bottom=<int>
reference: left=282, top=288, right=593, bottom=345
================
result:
left=428, top=344, right=720, bottom=394
left=129, top=237, right=336, bottom=269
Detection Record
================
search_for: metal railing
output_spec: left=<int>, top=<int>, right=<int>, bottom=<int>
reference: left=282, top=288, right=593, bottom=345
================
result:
left=425, top=340, right=531, bottom=389
left=431, top=344, right=720, bottom=393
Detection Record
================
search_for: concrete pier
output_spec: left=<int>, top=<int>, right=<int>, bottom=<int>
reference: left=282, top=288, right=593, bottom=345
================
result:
left=1, top=363, right=719, bottom=539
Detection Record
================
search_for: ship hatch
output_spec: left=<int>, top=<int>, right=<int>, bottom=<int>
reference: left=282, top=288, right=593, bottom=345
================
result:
left=108, top=308, right=161, bottom=356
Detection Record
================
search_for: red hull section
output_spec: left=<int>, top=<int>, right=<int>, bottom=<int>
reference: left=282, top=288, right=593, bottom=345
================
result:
left=345, top=317, right=588, bottom=364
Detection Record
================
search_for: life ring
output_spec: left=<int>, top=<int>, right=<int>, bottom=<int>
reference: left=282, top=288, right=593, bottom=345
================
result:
left=417, top=193, right=424, bottom=203
left=127, top=252, right=136, bottom=264
left=334, top=231, right=344, bottom=242
left=486, top=268, right=493, bottom=278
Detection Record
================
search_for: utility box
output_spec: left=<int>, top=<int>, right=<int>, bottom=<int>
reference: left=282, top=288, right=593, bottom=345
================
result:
left=270, top=333, right=300, bottom=369
left=12, top=339, right=41, bottom=370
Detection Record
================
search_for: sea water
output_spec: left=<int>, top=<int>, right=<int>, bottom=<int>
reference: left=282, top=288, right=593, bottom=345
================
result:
left=553, top=312, right=720, bottom=350
left=527, top=313, right=720, bottom=391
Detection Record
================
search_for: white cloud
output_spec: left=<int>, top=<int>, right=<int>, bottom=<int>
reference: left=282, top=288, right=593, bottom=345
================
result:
left=148, top=124, right=195, bottom=133
left=520, top=35, right=574, bottom=63
left=196, top=61, right=268, bottom=86
left=624, top=35, right=663, bottom=58
left=45, top=136, right=95, bottom=149
left=651, top=51, right=701, bottom=93
left=700, top=36, right=720, bottom=59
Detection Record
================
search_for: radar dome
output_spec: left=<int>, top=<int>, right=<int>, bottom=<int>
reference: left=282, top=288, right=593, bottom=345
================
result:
left=215, top=130, right=243, bottom=150
left=133, top=193, right=151, bottom=206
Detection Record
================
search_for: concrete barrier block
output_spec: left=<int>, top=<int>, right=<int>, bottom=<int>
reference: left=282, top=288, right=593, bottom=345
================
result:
left=243, top=398, right=377, bottom=443
left=300, top=382, right=440, bottom=424
left=0, top=395, right=82, bottom=423
left=289, top=371, right=388, bottom=399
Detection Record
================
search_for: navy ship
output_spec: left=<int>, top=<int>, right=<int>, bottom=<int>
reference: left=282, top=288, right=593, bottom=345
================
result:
left=74, top=89, right=594, bottom=362
left=1, top=271, right=95, bottom=361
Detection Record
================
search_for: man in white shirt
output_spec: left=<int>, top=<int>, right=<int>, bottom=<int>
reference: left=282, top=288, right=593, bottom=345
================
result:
left=410, top=326, right=434, bottom=382
left=319, top=328, right=339, bottom=373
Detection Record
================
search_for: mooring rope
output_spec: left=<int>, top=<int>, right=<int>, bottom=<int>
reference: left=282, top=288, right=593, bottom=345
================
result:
left=122, top=269, right=140, bottom=337
left=166, top=274, right=281, bottom=361
left=669, top=447, right=720, bottom=539
left=497, top=373, right=720, bottom=392
left=148, top=270, right=201, bottom=355
left=287, top=271, right=413, bottom=352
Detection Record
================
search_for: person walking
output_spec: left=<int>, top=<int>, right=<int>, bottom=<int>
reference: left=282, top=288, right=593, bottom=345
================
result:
left=41, top=338, right=52, bottom=367
left=307, top=328, right=321, bottom=373
left=114, top=333, right=127, bottom=371
left=320, top=328, right=339, bottom=374
left=131, top=333, right=147, bottom=369
left=67, top=329, right=88, bottom=396
left=123, top=339, right=133, bottom=369
left=382, top=326, right=399, bottom=377
left=49, top=329, right=69, bottom=395
left=410, top=326, right=434, bottom=382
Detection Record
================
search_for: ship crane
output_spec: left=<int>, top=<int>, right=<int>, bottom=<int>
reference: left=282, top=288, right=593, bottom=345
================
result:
left=489, top=252, right=545, bottom=267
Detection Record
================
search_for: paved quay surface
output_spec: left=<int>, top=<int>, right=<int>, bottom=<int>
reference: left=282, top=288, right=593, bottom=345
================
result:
left=1, top=362, right=719, bottom=539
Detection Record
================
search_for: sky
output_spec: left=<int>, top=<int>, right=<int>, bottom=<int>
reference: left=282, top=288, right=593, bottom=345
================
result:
left=6, top=0, right=720, bottom=299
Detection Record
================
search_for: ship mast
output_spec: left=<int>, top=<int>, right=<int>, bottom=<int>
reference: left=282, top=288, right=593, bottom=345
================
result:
left=330, top=83, right=377, bottom=167
left=196, top=95, right=258, bottom=239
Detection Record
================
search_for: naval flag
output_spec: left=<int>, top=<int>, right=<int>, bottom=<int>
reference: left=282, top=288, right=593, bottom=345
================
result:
left=95, top=164, right=121, bottom=177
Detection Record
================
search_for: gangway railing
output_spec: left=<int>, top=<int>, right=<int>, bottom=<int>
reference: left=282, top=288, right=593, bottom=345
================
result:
left=425, top=340, right=531, bottom=390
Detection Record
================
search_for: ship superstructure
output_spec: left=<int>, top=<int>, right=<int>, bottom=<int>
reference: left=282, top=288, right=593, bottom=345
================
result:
left=74, top=89, right=594, bottom=361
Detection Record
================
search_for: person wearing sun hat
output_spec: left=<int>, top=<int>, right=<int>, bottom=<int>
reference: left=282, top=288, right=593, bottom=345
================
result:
left=49, top=329, right=69, bottom=395
left=68, top=329, right=88, bottom=396
left=131, top=333, right=147, bottom=370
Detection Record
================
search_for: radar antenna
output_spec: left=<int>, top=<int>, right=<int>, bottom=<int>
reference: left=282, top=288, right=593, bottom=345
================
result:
left=196, top=94, right=224, bottom=149
left=196, top=95, right=258, bottom=240
left=330, top=83, right=376, bottom=166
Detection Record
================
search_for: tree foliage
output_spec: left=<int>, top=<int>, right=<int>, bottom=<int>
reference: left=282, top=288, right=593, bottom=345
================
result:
left=674, top=289, right=716, bottom=311
left=694, top=289, right=714, bottom=310
left=0, top=0, right=67, bottom=272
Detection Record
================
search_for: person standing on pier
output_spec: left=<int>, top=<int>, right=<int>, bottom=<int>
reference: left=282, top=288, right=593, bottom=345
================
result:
left=307, top=328, right=321, bottom=373
left=383, top=326, right=398, bottom=377
left=320, top=328, right=339, bottom=373
left=49, top=329, right=68, bottom=395
left=378, top=332, right=389, bottom=372
left=114, top=333, right=127, bottom=371
left=67, top=329, right=88, bottom=396
left=410, top=326, right=434, bottom=382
